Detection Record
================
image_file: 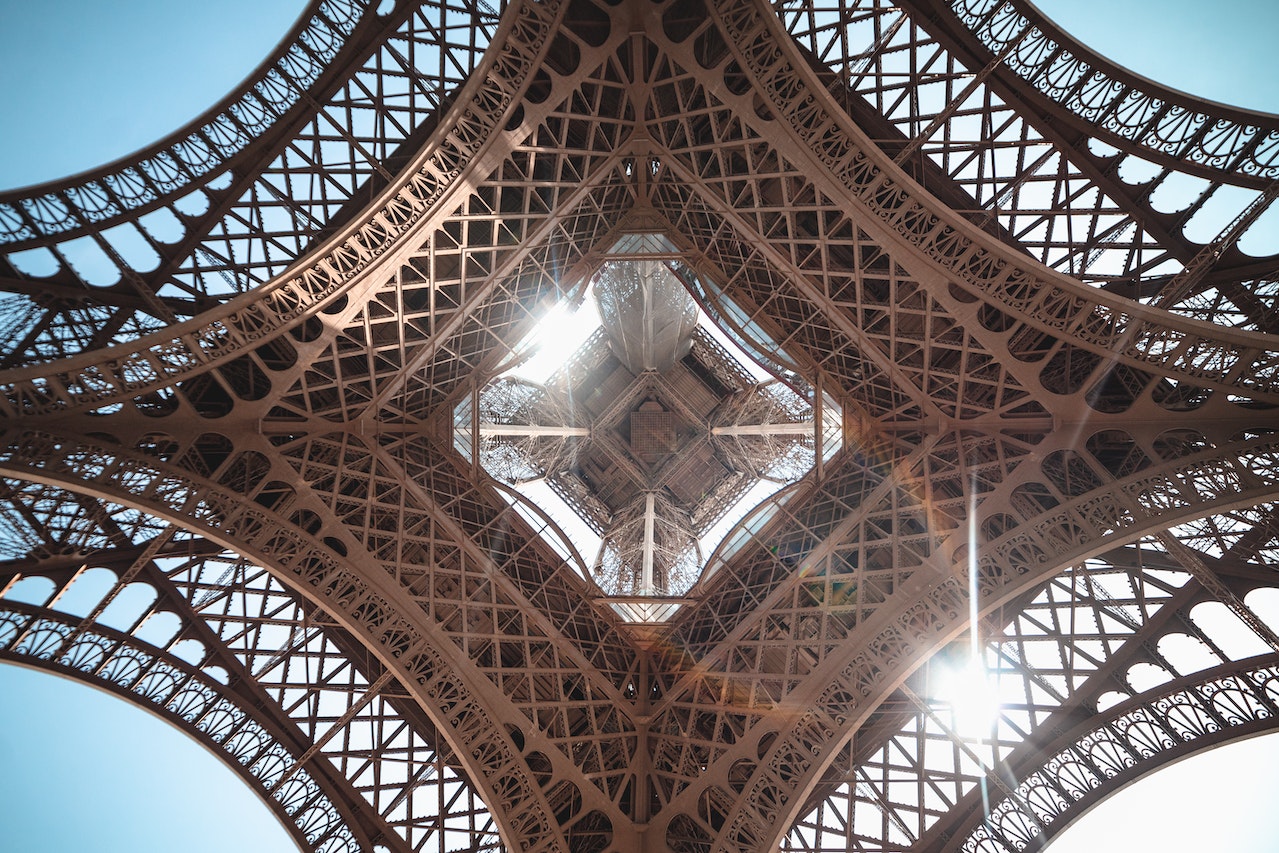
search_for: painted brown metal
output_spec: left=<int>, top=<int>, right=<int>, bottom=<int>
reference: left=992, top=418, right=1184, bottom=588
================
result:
left=0, top=0, right=1276, bottom=851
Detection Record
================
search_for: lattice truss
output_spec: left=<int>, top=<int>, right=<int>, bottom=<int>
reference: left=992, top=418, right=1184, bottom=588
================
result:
left=0, top=0, right=1276, bottom=852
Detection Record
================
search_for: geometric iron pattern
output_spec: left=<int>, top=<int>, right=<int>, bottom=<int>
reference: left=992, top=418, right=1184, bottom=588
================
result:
left=0, top=1, right=1277, bottom=852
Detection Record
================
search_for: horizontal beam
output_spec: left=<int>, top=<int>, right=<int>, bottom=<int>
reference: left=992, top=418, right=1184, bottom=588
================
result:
left=478, top=423, right=590, bottom=437
left=711, top=421, right=814, bottom=436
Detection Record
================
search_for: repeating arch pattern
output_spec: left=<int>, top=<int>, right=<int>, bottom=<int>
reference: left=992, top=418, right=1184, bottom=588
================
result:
left=962, top=657, right=1279, bottom=852
left=0, top=602, right=367, bottom=853
left=0, top=0, right=374, bottom=245
left=0, top=525, right=505, bottom=853
left=0, top=0, right=510, bottom=373
left=0, top=430, right=570, bottom=852
left=718, top=0, right=1279, bottom=399
left=949, top=0, right=1279, bottom=183
left=775, top=0, right=1279, bottom=328
left=781, top=499, right=1279, bottom=853
left=0, top=0, right=1276, bottom=851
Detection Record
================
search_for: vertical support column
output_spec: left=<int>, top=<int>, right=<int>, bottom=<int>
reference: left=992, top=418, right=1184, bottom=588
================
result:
left=642, top=491, right=657, bottom=596
left=471, top=379, right=481, bottom=480
left=814, top=374, right=824, bottom=481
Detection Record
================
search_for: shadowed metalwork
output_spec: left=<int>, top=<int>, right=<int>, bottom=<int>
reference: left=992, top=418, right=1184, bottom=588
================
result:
left=1, top=0, right=1276, bottom=851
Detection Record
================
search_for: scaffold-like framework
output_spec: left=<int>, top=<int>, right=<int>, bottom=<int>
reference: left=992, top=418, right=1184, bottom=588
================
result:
left=0, top=1, right=1277, bottom=852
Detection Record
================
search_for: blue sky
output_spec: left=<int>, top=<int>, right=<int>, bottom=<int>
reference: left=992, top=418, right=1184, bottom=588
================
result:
left=1037, top=0, right=1279, bottom=112
left=0, top=0, right=1276, bottom=190
left=1, top=1, right=1277, bottom=851
left=0, top=0, right=309, bottom=189
left=0, top=664, right=300, bottom=852
left=0, top=4, right=309, bottom=849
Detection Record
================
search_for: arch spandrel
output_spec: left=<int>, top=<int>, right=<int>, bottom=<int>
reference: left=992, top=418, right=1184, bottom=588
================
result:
left=0, top=515, right=509, bottom=853
left=0, top=605, right=372, bottom=853
left=700, top=0, right=1279, bottom=402
left=0, top=0, right=523, bottom=373
left=955, top=658, right=1279, bottom=852
left=0, top=428, right=586, bottom=853
left=0, top=0, right=379, bottom=245
left=784, top=540, right=1279, bottom=853
left=925, top=545, right=1279, bottom=851
left=0, top=0, right=570, bottom=418
left=645, top=438, right=1279, bottom=852
left=940, top=0, right=1279, bottom=185
left=776, top=1, right=1279, bottom=324
left=0, top=0, right=1276, bottom=851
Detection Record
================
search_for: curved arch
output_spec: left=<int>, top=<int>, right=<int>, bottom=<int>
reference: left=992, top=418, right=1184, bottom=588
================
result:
left=0, top=0, right=570, bottom=420
left=971, top=435, right=1279, bottom=608
left=488, top=480, right=593, bottom=581
left=664, top=429, right=1279, bottom=852
left=0, top=522, right=508, bottom=853
left=696, top=477, right=807, bottom=591
left=777, top=503, right=1279, bottom=853
left=0, top=0, right=376, bottom=247
left=943, top=0, right=1279, bottom=187
left=771, top=0, right=1277, bottom=319
left=1, top=0, right=1275, bottom=850
left=0, top=602, right=366, bottom=853
left=956, top=655, right=1279, bottom=852
left=710, top=0, right=1279, bottom=403
left=0, top=428, right=566, bottom=853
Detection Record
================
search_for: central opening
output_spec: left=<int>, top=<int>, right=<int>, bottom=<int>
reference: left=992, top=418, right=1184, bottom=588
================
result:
left=455, top=237, right=841, bottom=621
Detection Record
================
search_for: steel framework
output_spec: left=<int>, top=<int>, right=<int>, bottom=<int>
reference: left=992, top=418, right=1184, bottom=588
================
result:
left=1, top=0, right=1277, bottom=851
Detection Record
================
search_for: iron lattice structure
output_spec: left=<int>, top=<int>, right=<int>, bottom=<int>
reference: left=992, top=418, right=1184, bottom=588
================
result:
left=1, top=0, right=1278, bottom=851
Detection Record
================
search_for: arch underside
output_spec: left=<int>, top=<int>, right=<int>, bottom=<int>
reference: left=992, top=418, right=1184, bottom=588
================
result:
left=783, top=509, right=1279, bottom=852
left=960, top=656, right=1279, bottom=852
left=0, top=508, right=501, bottom=853
left=0, top=0, right=1277, bottom=851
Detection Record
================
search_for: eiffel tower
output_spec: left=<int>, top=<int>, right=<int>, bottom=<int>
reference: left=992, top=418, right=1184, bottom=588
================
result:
left=2, top=0, right=1277, bottom=851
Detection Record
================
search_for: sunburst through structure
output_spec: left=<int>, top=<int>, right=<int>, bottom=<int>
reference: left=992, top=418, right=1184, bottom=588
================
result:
left=0, top=0, right=1278, bottom=852
left=460, top=254, right=838, bottom=612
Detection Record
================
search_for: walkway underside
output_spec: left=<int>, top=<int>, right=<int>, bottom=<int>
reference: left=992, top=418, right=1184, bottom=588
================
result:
left=0, top=1, right=1276, bottom=852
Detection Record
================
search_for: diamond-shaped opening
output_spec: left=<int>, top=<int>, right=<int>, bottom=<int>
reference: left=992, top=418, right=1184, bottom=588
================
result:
left=454, top=236, right=842, bottom=621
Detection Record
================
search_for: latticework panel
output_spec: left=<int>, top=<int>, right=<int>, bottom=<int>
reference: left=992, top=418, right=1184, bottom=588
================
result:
left=784, top=502, right=1279, bottom=852
left=0, top=509, right=502, bottom=853
left=0, top=0, right=1277, bottom=851
left=0, top=0, right=506, bottom=367
left=776, top=0, right=1279, bottom=324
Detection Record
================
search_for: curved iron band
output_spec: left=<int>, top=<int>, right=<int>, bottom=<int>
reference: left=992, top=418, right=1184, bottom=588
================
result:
left=2, top=31, right=1277, bottom=427
left=0, top=0, right=380, bottom=248
left=707, top=0, right=1279, bottom=402
left=971, top=436, right=1279, bottom=602
left=1, top=0, right=1276, bottom=422
left=0, top=425, right=574, bottom=853
left=934, top=0, right=1279, bottom=188
left=675, top=430, right=1279, bottom=851
left=772, top=0, right=1217, bottom=284
left=0, top=600, right=371, bottom=853
left=814, top=545, right=1263, bottom=852
left=0, top=0, right=570, bottom=421
left=952, top=654, right=1279, bottom=851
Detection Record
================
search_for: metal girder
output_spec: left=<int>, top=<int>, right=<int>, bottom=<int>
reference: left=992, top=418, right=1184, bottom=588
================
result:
left=955, top=655, right=1279, bottom=852
left=0, top=0, right=1277, bottom=851
left=0, top=522, right=504, bottom=853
